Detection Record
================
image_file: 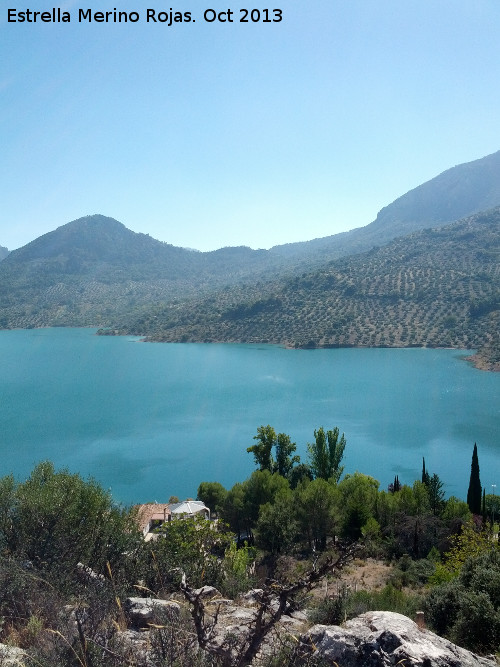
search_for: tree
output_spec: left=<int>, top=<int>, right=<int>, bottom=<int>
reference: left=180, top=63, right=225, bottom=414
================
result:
left=467, top=443, right=482, bottom=515
left=422, top=457, right=430, bottom=485
left=442, top=519, right=492, bottom=577
left=288, top=462, right=314, bottom=489
left=428, top=473, right=445, bottom=516
left=247, top=426, right=301, bottom=480
left=442, top=496, right=471, bottom=522
left=307, top=426, right=346, bottom=482
left=12, top=461, right=138, bottom=585
left=246, top=425, right=276, bottom=472
left=243, top=470, right=290, bottom=534
left=338, top=472, right=378, bottom=540
left=295, top=478, right=339, bottom=551
left=146, top=515, right=231, bottom=591
left=425, top=548, right=500, bottom=653
left=220, top=482, right=246, bottom=542
left=388, top=475, right=401, bottom=493
left=274, top=432, right=300, bottom=478
left=255, top=490, right=298, bottom=555
left=197, top=481, right=227, bottom=516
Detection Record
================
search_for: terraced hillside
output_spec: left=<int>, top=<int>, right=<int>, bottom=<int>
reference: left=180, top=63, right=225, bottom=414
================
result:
left=2, top=151, right=500, bottom=333
left=0, top=215, right=282, bottom=329
left=117, top=208, right=499, bottom=364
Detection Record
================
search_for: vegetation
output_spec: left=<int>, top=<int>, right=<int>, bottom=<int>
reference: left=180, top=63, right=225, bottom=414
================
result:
left=0, top=434, right=497, bottom=663
left=124, top=209, right=499, bottom=368
left=0, top=180, right=498, bottom=371
left=307, top=427, right=345, bottom=482
left=467, top=442, right=482, bottom=514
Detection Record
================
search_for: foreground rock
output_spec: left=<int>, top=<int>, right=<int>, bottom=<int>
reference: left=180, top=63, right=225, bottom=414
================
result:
left=124, top=596, right=181, bottom=627
left=298, top=611, right=496, bottom=666
left=0, top=643, right=26, bottom=666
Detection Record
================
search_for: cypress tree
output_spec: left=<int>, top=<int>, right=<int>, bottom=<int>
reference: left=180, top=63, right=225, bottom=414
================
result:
left=467, top=442, right=482, bottom=515
left=422, top=457, right=430, bottom=485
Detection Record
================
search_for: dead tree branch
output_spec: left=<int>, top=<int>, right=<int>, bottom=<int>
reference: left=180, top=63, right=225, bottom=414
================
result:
left=181, top=541, right=360, bottom=667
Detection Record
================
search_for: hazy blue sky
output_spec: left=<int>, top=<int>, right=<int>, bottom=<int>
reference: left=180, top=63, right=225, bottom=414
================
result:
left=2, top=0, right=500, bottom=251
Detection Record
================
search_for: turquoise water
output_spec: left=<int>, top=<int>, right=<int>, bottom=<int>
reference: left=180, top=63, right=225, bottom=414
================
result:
left=0, top=328, right=498, bottom=505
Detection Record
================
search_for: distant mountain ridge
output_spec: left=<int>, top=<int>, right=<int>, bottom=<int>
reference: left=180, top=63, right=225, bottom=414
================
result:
left=0, top=150, right=499, bottom=364
left=124, top=207, right=499, bottom=364
left=270, top=149, right=500, bottom=261
left=0, top=246, right=9, bottom=261
left=0, top=214, right=284, bottom=329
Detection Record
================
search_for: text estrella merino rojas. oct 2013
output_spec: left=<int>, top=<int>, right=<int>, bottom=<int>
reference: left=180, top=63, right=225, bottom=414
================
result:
left=7, top=8, right=194, bottom=23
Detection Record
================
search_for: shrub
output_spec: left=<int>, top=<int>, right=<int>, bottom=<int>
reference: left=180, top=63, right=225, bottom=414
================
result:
left=450, top=591, right=500, bottom=653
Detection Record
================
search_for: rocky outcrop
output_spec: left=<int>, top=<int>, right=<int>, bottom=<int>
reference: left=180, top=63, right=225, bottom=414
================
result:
left=297, top=611, right=497, bottom=666
left=0, top=643, right=26, bottom=666
left=124, top=596, right=181, bottom=628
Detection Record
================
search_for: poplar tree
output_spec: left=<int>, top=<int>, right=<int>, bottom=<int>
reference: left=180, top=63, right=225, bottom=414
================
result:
left=467, top=442, right=482, bottom=515
left=307, top=426, right=346, bottom=482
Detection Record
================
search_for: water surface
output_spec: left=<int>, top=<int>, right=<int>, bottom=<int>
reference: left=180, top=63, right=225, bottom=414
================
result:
left=0, top=328, right=498, bottom=504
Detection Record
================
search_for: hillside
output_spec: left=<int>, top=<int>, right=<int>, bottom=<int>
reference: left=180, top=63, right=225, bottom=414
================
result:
left=0, top=215, right=283, bottom=329
left=0, top=245, right=8, bottom=261
left=1, top=150, right=500, bottom=333
left=117, top=208, right=499, bottom=359
left=270, top=149, right=500, bottom=261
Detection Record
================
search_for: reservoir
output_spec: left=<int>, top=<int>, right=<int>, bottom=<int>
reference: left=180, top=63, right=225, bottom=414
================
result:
left=0, top=327, right=498, bottom=505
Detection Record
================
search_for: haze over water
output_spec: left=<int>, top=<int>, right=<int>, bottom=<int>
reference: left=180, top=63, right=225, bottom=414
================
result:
left=0, top=328, right=498, bottom=505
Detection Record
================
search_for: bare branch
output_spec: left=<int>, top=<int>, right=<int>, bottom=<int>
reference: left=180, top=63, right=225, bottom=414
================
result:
left=181, top=542, right=360, bottom=666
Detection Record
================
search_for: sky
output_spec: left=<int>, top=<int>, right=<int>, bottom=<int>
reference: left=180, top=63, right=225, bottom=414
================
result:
left=1, top=0, right=500, bottom=252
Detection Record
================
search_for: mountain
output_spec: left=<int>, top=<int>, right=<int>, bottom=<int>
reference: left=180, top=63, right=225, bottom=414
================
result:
left=1, top=150, right=499, bottom=337
left=121, top=207, right=499, bottom=362
left=270, top=149, right=500, bottom=261
left=0, top=246, right=9, bottom=261
left=0, top=215, right=286, bottom=329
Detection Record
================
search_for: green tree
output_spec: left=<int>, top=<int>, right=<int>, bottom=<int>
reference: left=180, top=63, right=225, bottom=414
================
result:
left=467, top=442, right=482, bottom=515
left=12, top=462, right=137, bottom=584
left=274, top=432, right=300, bottom=478
left=247, top=425, right=276, bottom=472
left=145, top=516, right=231, bottom=591
left=389, top=475, right=401, bottom=493
left=220, top=482, right=246, bottom=542
left=307, top=426, right=346, bottom=482
left=256, top=490, right=298, bottom=555
left=0, top=474, right=16, bottom=547
left=289, top=462, right=314, bottom=489
left=441, top=519, right=492, bottom=577
left=243, top=469, right=290, bottom=534
left=442, top=496, right=471, bottom=522
left=197, top=481, right=227, bottom=516
left=428, top=473, right=445, bottom=516
left=221, top=540, right=256, bottom=598
left=338, top=472, right=379, bottom=539
left=295, top=478, right=339, bottom=551
left=426, top=548, right=500, bottom=653
left=422, top=457, right=430, bottom=485
left=247, top=426, right=301, bottom=479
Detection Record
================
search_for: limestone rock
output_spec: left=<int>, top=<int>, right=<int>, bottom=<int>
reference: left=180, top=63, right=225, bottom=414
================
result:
left=191, top=585, right=222, bottom=600
left=298, top=611, right=497, bottom=667
left=0, top=643, right=26, bottom=666
left=124, top=597, right=180, bottom=627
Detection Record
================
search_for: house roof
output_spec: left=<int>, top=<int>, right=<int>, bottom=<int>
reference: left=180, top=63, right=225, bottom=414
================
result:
left=134, top=503, right=171, bottom=532
left=169, top=500, right=208, bottom=515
